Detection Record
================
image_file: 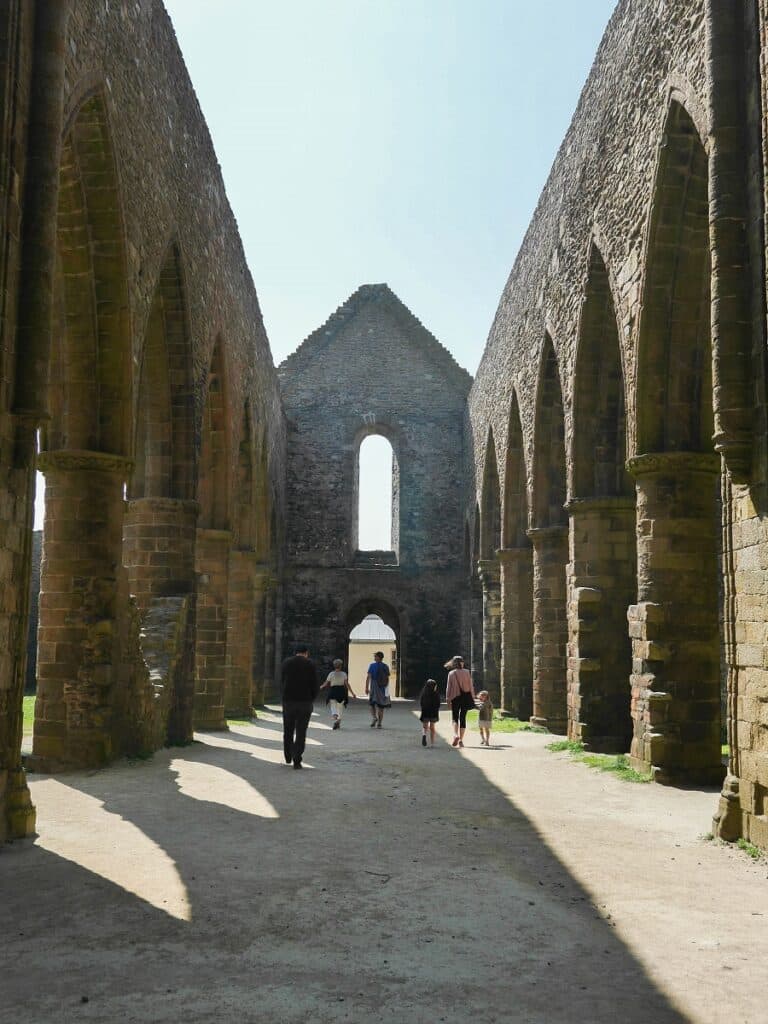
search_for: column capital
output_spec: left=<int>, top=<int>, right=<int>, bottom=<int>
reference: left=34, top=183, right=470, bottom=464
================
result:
left=626, top=451, right=719, bottom=478
left=126, top=497, right=200, bottom=517
left=565, top=495, right=635, bottom=514
left=37, top=448, right=133, bottom=477
left=527, top=524, right=568, bottom=542
left=496, top=545, right=532, bottom=566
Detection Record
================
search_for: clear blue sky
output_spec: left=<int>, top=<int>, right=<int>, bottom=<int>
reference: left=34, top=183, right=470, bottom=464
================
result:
left=165, top=0, right=617, bottom=376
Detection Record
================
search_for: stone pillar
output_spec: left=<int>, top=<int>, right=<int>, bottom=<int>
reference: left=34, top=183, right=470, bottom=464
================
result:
left=478, top=558, right=501, bottom=704
left=469, top=576, right=484, bottom=690
left=627, top=453, right=723, bottom=784
left=250, top=576, right=268, bottom=707
left=528, top=525, right=568, bottom=733
left=33, top=449, right=131, bottom=769
left=225, top=551, right=266, bottom=717
left=497, top=546, right=533, bottom=719
left=262, top=581, right=278, bottom=702
left=122, top=497, right=198, bottom=743
left=194, top=528, right=231, bottom=730
left=566, top=497, right=636, bottom=752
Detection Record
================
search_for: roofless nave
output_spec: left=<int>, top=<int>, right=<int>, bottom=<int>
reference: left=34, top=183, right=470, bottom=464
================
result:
left=0, top=0, right=767, bottom=859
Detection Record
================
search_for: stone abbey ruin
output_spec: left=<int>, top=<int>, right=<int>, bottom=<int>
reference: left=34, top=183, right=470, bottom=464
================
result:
left=1, top=0, right=768, bottom=861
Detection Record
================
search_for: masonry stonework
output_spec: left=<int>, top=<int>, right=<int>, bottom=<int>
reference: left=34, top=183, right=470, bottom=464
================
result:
left=279, top=285, right=471, bottom=694
left=3, top=0, right=768, bottom=863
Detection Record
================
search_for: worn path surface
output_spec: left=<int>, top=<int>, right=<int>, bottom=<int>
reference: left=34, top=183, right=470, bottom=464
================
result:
left=3, top=701, right=768, bottom=1024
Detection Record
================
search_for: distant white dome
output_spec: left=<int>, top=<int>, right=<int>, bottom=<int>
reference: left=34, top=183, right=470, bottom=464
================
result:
left=349, top=614, right=396, bottom=642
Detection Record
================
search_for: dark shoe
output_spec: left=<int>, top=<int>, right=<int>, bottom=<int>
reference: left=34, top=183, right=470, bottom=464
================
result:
left=332, top=720, right=340, bottom=730
left=421, top=735, right=427, bottom=746
left=293, top=760, right=303, bottom=769
left=370, top=720, right=377, bottom=728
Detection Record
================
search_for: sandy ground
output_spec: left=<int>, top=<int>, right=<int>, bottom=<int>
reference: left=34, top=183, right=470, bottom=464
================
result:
left=2, top=700, right=768, bottom=1024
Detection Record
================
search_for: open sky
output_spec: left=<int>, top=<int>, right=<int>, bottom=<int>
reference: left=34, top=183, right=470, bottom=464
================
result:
left=164, top=0, right=617, bottom=376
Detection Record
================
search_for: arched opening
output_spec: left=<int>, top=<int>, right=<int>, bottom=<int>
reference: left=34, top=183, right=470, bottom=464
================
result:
left=225, top=403, right=260, bottom=717
left=479, top=430, right=502, bottom=702
left=33, top=93, right=137, bottom=769
left=194, top=336, right=232, bottom=730
left=529, top=335, right=568, bottom=732
left=469, top=503, right=483, bottom=688
left=344, top=600, right=402, bottom=697
left=629, top=100, right=722, bottom=783
left=122, top=245, right=198, bottom=744
left=500, top=392, right=533, bottom=718
left=130, top=244, right=194, bottom=504
left=198, top=336, right=230, bottom=532
left=355, top=432, right=397, bottom=561
left=568, top=244, right=635, bottom=751
left=533, top=336, right=567, bottom=530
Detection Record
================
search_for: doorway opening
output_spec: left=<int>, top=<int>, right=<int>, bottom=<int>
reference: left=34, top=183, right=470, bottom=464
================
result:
left=345, top=601, right=402, bottom=696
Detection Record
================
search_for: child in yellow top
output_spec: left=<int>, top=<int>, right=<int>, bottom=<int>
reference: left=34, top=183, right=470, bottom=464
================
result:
left=477, top=690, right=493, bottom=746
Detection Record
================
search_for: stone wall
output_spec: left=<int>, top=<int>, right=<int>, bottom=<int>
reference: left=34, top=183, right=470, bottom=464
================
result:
left=468, top=0, right=768, bottom=843
left=0, top=0, right=285, bottom=836
left=279, top=285, right=472, bottom=694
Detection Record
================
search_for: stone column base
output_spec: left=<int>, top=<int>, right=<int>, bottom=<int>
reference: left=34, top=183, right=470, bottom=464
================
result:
left=3, top=768, right=36, bottom=839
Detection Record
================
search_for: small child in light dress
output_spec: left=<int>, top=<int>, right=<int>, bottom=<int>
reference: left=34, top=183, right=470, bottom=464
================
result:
left=419, top=679, right=441, bottom=747
left=477, top=690, right=493, bottom=746
left=320, top=659, right=357, bottom=729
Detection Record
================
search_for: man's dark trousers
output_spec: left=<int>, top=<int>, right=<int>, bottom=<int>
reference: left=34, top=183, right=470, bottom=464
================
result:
left=283, top=700, right=314, bottom=765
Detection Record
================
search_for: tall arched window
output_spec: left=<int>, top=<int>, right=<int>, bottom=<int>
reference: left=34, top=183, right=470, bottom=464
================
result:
left=356, top=434, right=396, bottom=554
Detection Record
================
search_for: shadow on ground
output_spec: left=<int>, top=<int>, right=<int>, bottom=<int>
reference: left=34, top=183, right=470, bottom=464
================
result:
left=4, top=702, right=691, bottom=1024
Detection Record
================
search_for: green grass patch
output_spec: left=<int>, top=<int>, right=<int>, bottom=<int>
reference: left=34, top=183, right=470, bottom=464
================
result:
left=23, top=695, right=36, bottom=732
left=547, top=738, right=652, bottom=782
left=579, top=752, right=653, bottom=783
left=546, top=738, right=585, bottom=754
left=227, top=718, right=255, bottom=726
left=465, top=710, right=547, bottom=734
left=737, top=838, right=762, bottom=860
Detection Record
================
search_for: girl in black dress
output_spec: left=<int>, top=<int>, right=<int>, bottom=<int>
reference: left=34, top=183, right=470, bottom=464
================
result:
left=419, top=678, right=441, bottom=747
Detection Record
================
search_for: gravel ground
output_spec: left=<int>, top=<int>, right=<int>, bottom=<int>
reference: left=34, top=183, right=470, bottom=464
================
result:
left=3, top=700, right=767, bottom=1024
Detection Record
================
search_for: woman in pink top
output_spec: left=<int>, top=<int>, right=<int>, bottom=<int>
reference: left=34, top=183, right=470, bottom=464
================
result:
left=444, top=655, right=476, bottom=748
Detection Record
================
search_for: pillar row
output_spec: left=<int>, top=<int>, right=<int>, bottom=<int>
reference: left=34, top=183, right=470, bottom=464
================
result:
left=262, top=581, right=278, bottom=702
left=566, top=497, right=635, bottom=752
left=123, top=497, right=199, bottom=744
left=250, top=575, right=269, bottom=707
left=528, top=525, right=568, bottom=733
left=226, top=555, right=272, bottom=717
left=478, top=557, right=501, bottom=704
left=33, top=449, right=132, bottom=769
left=497, top=546, right=533, bottom=720
left=194, top=527, right=231, bottom=730
left=627, top=452, right=724, bottom=784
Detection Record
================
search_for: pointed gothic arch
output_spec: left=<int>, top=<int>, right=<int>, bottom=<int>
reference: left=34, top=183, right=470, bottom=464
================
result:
left=529, top=334, right=568, bottom=732
left=499, top=391, right=533, bottom=718
left=568, top=243, right=635, bottom=752
left=628, top=99, right=722, bottom=782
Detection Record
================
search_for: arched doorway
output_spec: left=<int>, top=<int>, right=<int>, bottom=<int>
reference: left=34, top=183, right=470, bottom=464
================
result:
left=344, top=599, right=402, bottom=697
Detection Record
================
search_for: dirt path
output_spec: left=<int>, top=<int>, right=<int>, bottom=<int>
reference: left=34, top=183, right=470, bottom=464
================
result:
left=3, top=701, right=767, bottom=1023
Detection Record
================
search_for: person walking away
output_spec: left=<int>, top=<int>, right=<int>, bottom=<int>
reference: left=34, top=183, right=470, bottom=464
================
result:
left=320, top=658, right=356, bottom=729
left=444, top=655, right=476, bottom=748
left=477, top=690, right=493, bottom=746
left=281, top=645, right=319, bottom=768
left=419, top=678, right=441, bottom=746
left=365, top=650, right=390, bottom=728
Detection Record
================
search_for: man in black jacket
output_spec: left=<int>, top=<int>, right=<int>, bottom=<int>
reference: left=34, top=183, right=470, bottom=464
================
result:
left=281, top=645, right=319, bottom=769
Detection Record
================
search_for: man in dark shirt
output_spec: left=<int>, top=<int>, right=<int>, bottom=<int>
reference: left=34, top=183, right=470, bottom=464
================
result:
left=281, top=645, right=319, bottom=769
